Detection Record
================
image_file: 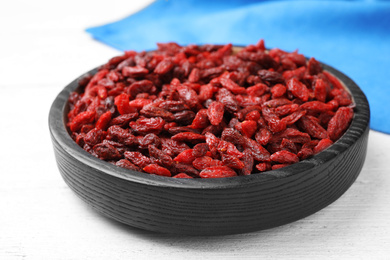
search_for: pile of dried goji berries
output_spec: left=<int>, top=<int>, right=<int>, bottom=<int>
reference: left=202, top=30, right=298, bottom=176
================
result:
left=67, top=40, right=354, bottom=178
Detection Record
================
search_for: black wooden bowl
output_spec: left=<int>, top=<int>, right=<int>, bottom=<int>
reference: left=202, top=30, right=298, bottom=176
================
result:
left=49, top=58, right=370, bottom=236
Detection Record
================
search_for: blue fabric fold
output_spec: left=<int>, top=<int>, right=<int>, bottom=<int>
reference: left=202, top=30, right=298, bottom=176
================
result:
left=86, top=0, right=390, bottom=134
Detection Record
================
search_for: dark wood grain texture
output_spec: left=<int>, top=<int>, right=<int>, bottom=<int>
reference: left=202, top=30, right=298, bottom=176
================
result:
left=49, top=59, right=370, bottom=235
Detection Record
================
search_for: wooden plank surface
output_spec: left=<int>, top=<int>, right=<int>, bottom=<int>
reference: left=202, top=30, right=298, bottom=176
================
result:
left=1, top=0, right=389, bottom=259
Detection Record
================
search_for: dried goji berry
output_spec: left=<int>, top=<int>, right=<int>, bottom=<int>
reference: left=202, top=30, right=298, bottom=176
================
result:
left=115, top=159, right=141, bottom=171
left=327, top=107, right=354, bottom=141
left=122, top=66, right=149, bottom=78
left=192, top=143, right=209, bottom=157
left=171, top=132, right=206, bottom=143
left=174, top=149, right=197, bottom=164
left=95, top=111, right=112, bottom=130
left=173, top=173, right=193, bottom=178
left=270, top=150, right=299, bottom=164
left=68, top=111, right=96, bottom=132
left=239, top=120, right=258, bottom=138
left=286, top=78, right=309, bottom=102
left=192, top=156, right=223, bottom=170
left=129, top=117, right=165, bottom=135
left=313, top=138, right=333, bottom=154
left=199, top=166, right=237, bottom=178
left=84, top=128, right=106, bottom=146
left=298, top=116, right=328, bottom=139
left=143, top=164, right=171, bottom=177
left=207, top=101, right=225, bottom=126
left=114, top=93, right=137, bottom=115
left=68, top=40, right=354, bottom=178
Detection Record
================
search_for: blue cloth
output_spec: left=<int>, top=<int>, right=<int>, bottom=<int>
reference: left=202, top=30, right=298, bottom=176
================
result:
left=86, top=0, right=390, bottom=134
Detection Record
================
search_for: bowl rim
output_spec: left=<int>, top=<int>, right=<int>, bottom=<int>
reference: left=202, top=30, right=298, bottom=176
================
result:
left=49, top=53, right=370, bottom=190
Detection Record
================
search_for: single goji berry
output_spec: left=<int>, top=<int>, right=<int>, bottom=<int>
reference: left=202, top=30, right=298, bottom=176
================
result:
left=207, top=101, right=225, bottom=126
left=114, top=93, right=137, bottom=115
left=173, top=173, right=193, bottom=178
left=143, top=164, right=171, bottom=177
left=327, top=107, right=354, bottom=141
left=174, top=149, right=197, bottom=164
left=286, top=78, right=309, bottom=102
left=199, top=166, right=237, bottom=178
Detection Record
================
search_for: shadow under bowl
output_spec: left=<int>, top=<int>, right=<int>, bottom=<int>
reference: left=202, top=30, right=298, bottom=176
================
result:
left=49, top=59, right=370, bottom=236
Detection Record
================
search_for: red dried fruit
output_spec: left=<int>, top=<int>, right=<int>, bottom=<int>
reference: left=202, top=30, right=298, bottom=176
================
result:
left=67, top=40, right=354, bottom=178
left=275, top=104, right=299, bottom=116
left=138, top=133, right=161, bottom=149
left=199, top=166, right=237, bottom=178
left=154, top=59, right=175, bottom=74
left=171, top=132, right=206, bottom=143
left=300, top=101, right=332, bottom=113
left=140, top=105, right=174, bottom=121
left=192, top=143, right=209, bottom=157
left=174, top=149, right=197, bottom=164
left=280, top=138, right=298, bottom=154
left=143, top=164, right=171, bottom=177
left=271, top=84, right=287, bottom=98
left=96, top=111, right=112, bottom=130
left=128, top=80, right=154, bottom=97
left=190, top=109, right=210, bottom=129
left=205, top=132, right=221, bottom=158
left=313, top=78, right=328, bottom=103
left=107, top=125, right=138, bottom=146
left=323, top=71, right=344, bottom=90
left=256, top=162, right=271, bottom=172
left=255, top=128, right=272, bottom=146
left=122, top=66, right=149, bottom=77
left=216, top=88, right=239, bottom=113
left=148, top=145, right=174, bottom=168
left=327, top=107, right=354, bottom=141
left=240, top=120, right=258, bottom=138
left=207, top=101, right=225, bottom=126
left=313, top=138, right=333, bottom=154
left=198, top=84, right=218, bottom=102
left=161, top=138, right=190, bottom=157
left=297, top=147, right=314, bottom=160
left=115, top=159, right=141, bottom=171
left=258, top=70, right=284, bottom=84
left=158, top=100, right=190, bottom=112
left=287, top=78, right=309, bottom=102
left=262, top=106, right=286, bottom=133
left=109, top=113, right=138, bottom=127
left=270, top=150, right=299, bottom=164
left=220, top=128, right=246, bottom=148
left=129, top=117, right=165, bottom=135
left=218, top=77, right=247, bottom=94
left=68, top=111, right=96, bottom=132
left=84, top=128, right=106, bottom=146
left=247, top=83, right=268, bottom=97
left=236, top=105, right=262, bottom=121
left=192, top=156, right=224, bottom=170
left=244, top=137, right=270, bottom=162
left=298, top=116, right=328, bottom=139
left=114, top=93, right=136, bottom=115
left=173, top=110, right=196, bottom=125
left=281, top=110, right=306, bottom=126
left=270, top=128, right=311, bottom=144
left=307, top=57, right=322, bottom=75
left=239, top=149, right=254, bottom=176
left=245, top=110, right=261, bottom=121
left=176, top=84, right=199, bottom=108
left=93, top=143, right=122, bottom=160
left=173, top=173, right=193, bottom=178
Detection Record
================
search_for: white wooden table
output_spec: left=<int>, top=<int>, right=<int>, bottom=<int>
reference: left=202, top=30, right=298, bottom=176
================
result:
left=1, top=1, right=389, bottom=259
